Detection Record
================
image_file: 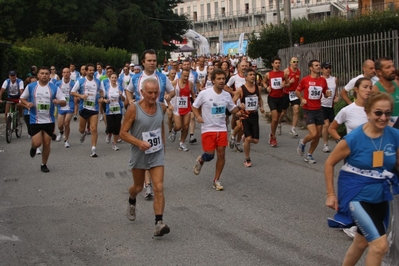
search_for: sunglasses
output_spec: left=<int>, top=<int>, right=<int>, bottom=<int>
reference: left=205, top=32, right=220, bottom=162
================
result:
left=323, top=67, right=331, bottom=69
left=373, top=110, right=392, bottom=117
left=291, top=61, right=299, bottom=63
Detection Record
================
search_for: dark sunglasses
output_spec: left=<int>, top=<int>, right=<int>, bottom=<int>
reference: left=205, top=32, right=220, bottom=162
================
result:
left=291, top=60, right=299, bottom=63
left=323, top=67, right=331, bottom=69
left=373, top=110, right=392, bottom=117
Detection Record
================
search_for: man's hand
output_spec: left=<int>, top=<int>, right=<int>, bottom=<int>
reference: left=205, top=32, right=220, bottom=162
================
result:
left=138, top=141, right=152, bottom=151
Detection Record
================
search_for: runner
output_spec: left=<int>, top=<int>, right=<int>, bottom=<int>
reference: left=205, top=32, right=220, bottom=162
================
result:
left=232, top=69, right=264, bottom=167
left=263, top=56, right=289, bottom=146
left=20, top=67, right=66, bottom=172
left=55, top=68, right=75, bottom=148
left=168, top=69, right=196, bottom=151
left=320, top=62, right=339, bottom=153
left=280, top=56, right=301, bottom=137
left=73, top=64, right=84, bottom=121
left=296, top=60, right=329, bottom=164
left=200, top=65, right=215, bottom=91
left=166, top=69, right=177, bottom=136
left=192, top=69, right=246, bottom=191
left=104, top=73, right=125, bottom=151
left=120, top=78, right=170, bottom=237
left=71, top=63, right=104, bottom=157
left=95, top=62, right=106, bottom=121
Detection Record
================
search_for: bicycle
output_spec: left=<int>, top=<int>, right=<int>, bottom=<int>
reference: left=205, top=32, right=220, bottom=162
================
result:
left=4, top=99, right=22, bottom=143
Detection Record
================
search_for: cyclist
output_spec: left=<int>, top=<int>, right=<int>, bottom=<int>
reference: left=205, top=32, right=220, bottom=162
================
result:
left=0, top=70, right=24, bottom=121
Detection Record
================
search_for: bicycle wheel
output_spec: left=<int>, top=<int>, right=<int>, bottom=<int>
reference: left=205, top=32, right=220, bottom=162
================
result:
left=15, top=117, right=22, bottom=138
left=5, top=115, right=12, bottom=143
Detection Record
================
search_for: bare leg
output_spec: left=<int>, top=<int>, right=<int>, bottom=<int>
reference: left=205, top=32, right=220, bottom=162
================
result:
left=214, top=146, right=226, bottom=181
left=41, top=131, right=52, bottom=165
left=149, top=166, right=165, bottom=215
left=89, top=115, right=98, bottom=147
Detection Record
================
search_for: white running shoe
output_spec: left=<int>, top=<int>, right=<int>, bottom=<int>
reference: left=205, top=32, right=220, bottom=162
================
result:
left=36, top=147, right=42, bottom=155
left=290, top=127, right=298, bottom=137
left=55, top=132, right=62, bottom=142
left=112, top=143, right=119, bottom=151
left=64, top=140, right=70, bottom=148
left=178, top=143, right=189, bottom=152
left=90, top=148, right=98, bottom=157
left=99, top=114, right=104, bottom=121
left=323, top=145, right=330, bottom=153
left=277, top=123, right=282, bottom=135
left=105, top=134, right=111, bottom=144
left=343, top=226, right=357, bottom=239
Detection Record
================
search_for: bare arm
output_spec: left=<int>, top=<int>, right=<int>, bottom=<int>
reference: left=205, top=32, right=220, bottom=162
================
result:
left=340, top=89, right=352, bottom=105
left=232, top=88, right=242, bottom=104
left=328, top=120, right=342, bottom=141
left=191, top=106, right=203, bottom=123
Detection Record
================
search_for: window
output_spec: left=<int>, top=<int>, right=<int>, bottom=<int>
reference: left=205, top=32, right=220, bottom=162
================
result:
left=245, top=3, right=249, bottom=13
left=187, top=7, right=191, bottom=15
left=193, top=11, right=197, bottom=21
left=215, top=2, right=219, bottom=15
left=180, top=8, right=183, bottom=15
left=222, top=7, right=226, bottom=16
left=207, top=3, right=211, bottom=18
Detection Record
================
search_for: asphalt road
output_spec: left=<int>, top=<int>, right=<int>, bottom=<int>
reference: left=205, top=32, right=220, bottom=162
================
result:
left=0, top=111, right=365, bottom=265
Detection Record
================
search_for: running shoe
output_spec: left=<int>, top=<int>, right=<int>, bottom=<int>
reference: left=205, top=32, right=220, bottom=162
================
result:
left=277, top=123, right=282, bottom=135
left=168, top=131, right=176, bottom=142
left=290, top=127, right=298, bottom=137
left=73, top=115, right=77, bottom=121
left=80, top=132, right=86, bottom=143
left=229, top=137, right=235, bottom=149
left=64, top=140, right=70, bottom=148
left=126, top=203, right=136, bottom=221
left=323, top=145, right=330, bottom=153
left=117, top=137, right=122, bottom=143
left=99, top=114, right=104, bottom=121
left=235, top=143, right=243, bottom=152
left=268, top=134, right=277, bottom=147
left=178, top=143, right=189, bottom=152
left=56, top=132, right=63, bottom=142
left=154, top=221, right=170, bottom=237
left=304, top=154, right=316, bottom=164
left=86, top=125, right=91, bottom=135
left=112, top=143, right=119, bottom=151
left=193, top=156, right=203, bottom=175
left=342, top=226, right=357, bottom=239
left=41, top=164, right=50, bottom=173
left=36, top=147, right=42, bottom=155
left=90, top=147, right=98, bottom=157
left=297, top=139, right=305, bottom=156
left=30, top=147, right=37, bottom=158
left=213, top=180, right=224, bottom=191
left=144, top=183, right=154, bottom=199
left=106, top=134, right=111, bottom=144
left=244, top=159, right=252, bottom=167
left=52, top=133, right=57, bottom=141
left=189, top=135, right=197, bottom=144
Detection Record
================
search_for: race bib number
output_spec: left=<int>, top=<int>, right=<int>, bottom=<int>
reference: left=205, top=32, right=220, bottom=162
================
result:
left=109, top=99, right=121, bottom=114
left=142, top=128, right=163, bottom=154
left=308, top=86, right=322, bottom=100
left=177, top=96, right=188, bottom=109
left=37, top=100, right=50, bottom=114
left=211, top=103, right=226, bottom=118
left=289, top=91, right=298, bottom=101
left=245, top=96, right=258, bottom=111
left=83, top=94, right=96, bottom=110
left=271, top=78, right=283, bottom=89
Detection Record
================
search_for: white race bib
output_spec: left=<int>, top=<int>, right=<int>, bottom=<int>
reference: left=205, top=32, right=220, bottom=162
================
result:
left=142, top=128, right=163, bottom=154
left=271, top=78, right=283, bottom=89
left=245, top=96, right=258, bottom=111
left=308, top=86, right=322, bottom=100
left=289, top=91, right=298, bottom=101
left=177, top=96, right=188, bottom=109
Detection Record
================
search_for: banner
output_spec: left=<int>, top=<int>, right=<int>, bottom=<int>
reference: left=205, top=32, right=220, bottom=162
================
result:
left=182, top=29, right=210, bottom=55
left=238, top=33, right=245, bottom=55
left=219, top=31, right=224, bottom=55
left=223, top=40, right=248, bottom=55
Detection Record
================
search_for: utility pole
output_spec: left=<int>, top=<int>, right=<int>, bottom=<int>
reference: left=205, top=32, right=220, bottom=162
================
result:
left=276, top=0, right=281, bottom=25
left=284, top=0, right=292, bottom=46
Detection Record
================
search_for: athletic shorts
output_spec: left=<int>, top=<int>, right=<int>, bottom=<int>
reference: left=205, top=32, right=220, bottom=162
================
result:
left=303, top=109, right=324, bottom=126
left=30, top=123, right=55, bottom=137
left=79, top=109, right=98, bottom=120
left=129, top=149, right=164, bottom=170
left=267, top=96, right=285, bottom=113
left=242, top=117, right=260, bottom=139
left=202, top=131, right=228, bottom=151
left=58, top=109, right=73, bottom=115
left=282, top=93, right=300, bottom=110
left=322, top=107, right=335, bottom=123
left=349, top=201, right=389, bottom=242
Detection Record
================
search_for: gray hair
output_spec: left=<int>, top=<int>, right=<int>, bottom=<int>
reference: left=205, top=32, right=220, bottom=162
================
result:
left=141, top=78, right=159, bottom=92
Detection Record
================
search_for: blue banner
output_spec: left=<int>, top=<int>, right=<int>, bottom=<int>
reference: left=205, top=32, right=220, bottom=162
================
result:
left=223, top=40, right=248, bottom=55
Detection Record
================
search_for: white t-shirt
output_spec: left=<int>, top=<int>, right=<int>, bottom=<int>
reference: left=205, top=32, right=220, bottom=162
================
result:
left=226, top=74, right=246, bottom=91
left=58, top=80, right=73, bottom=111
left=71, top=79, right=104, bottom=111
left=344, top=74, right=379, bottom=91
left=335, top=102, right=367, bottom=134
left=1, top=80, right=24, bottom=96
left=126, top=72, right=174, bottom=95
left=192, top=88, right=236, bottom=133
left=321, top=76, right=337, bottom=108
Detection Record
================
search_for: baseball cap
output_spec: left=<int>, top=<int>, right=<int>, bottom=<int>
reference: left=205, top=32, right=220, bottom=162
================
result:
left=321, top=62, right=331, bottom=68
left=130, top=63, right=135, bottom=67
left=8, top=70, right=16, bottom=76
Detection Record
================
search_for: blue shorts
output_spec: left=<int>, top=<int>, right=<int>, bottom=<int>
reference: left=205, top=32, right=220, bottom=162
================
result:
left=58, top=109, right=73, bottom=115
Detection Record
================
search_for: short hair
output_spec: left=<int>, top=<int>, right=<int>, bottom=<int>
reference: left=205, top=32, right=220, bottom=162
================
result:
left=141, top=78, right=159, bottom=92
left=96, top=62, right=103, bottom=67
left=181, top=68, right=190, bottom=74
left=353, top=77, right=371, bottom=98
left=210, top=68, right=226, bottom=81
left=221, top=61, right=230, bottom=68
left=106, top=66, right=115, bottom=72
left=85, top=63, right=95, bottom=71
left=141, top=49, right=157, bottom=63
left=24, top=76, right=37, bottom=86
left=375, top=57, right=392, bottom=71
left=244, top=68, right=256, bottom=77
left=308, top=59, right=319, bottom=68
left=271, top=56, right=281, bottom=63
left=39, top=66, right=50, bottom=73
left=70, top=62, right=76, bottom=66
left=364, top=91, right=394, bottom=114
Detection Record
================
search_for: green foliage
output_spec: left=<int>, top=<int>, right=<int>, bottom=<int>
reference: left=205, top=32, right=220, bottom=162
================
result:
left=1, top=34, right=130, bottom=79
left=248, top=10, right=399, bottom=63
left=333, top=99, right=349, bottom=137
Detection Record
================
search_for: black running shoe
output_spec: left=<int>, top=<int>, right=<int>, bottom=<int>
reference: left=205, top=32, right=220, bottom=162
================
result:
left=41, top=164, right=50, bottom=173
left=30, top=147, right=37, bottom=158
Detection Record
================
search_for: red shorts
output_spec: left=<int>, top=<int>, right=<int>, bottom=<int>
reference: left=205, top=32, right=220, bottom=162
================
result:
left=201, top=131, right=228, bottom=151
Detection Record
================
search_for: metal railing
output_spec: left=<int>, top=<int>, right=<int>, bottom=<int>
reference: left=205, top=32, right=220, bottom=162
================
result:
left=278, top=30, right=399, bottom=88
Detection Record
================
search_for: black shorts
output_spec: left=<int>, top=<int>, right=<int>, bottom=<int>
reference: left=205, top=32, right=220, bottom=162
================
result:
left=267, top=96, right=285, bottom=113
left=322, top=107, right=335, bottom=123
left=282, top=93, right=300, bottom=110
left=242, top=117, right=259, bottom=139
left=30, top=123, right=55, bottom=137
left=303, top=109, right=324, bottom=126
left=79, top=109, right=99, bottom=120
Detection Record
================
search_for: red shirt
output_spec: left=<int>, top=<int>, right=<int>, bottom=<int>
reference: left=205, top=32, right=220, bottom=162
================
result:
left=268, top=71, right=285, bottom=98
left=296, top=76, right=328, bottom=110
left=177, top=80, right=191, bottom=116
left=284, top=67, right=301, bottom=93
